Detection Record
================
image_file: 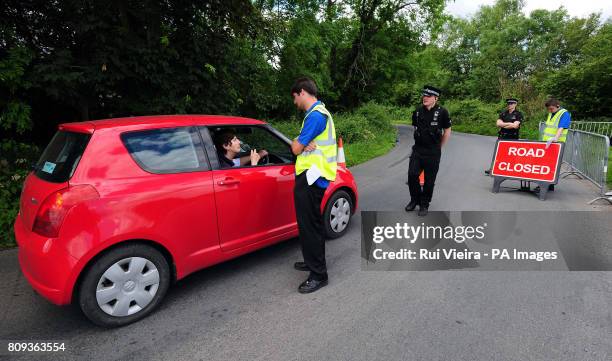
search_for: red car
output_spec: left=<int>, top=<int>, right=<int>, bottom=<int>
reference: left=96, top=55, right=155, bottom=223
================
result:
left=14, top=115, right=358, bottom=327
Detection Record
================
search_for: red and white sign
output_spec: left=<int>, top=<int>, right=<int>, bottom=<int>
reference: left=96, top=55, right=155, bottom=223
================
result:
left=491, top=140, right=563, bottom=183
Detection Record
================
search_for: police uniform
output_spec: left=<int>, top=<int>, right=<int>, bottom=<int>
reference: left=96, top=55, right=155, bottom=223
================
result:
left=498, top=99, right=523, bottom=140
left=406, top=86, right=451, bottom=216
left=485, top=98, right=523, bottom=175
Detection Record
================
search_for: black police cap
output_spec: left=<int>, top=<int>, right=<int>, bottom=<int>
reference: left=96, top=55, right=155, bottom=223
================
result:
left=422, top=85, right=441, bottom=97
left=506, top=98, right=518, bottom=104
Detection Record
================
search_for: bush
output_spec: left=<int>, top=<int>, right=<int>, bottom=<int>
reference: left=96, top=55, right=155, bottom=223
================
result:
left=269, top=120, right=301, bottom=139
left=443, top=99, right=500, bottom=136
left=442, top=99, right=544, bottom=140
left=270, top=102, right=398, bottom=167
left=0, top=140, right=40, bottom=248
left=271, top=102, right=397, bottom=144
left=334, top=113, right=374, bottom=143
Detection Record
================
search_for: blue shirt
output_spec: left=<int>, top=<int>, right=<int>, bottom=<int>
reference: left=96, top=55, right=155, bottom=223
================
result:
left=556, top=110, right=571, bottom=129
left=297, top=101, right=330, bottom=189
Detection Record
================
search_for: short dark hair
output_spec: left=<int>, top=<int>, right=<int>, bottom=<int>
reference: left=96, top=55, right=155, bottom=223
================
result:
left=545, top=98, right=561, bottom=107
left=214, top=130, right=236, bottom=153
left=290, top=77, right=318, bottom=97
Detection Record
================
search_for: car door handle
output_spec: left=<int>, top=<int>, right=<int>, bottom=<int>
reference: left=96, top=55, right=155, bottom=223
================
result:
left=217, top=178, right=240, bottom=186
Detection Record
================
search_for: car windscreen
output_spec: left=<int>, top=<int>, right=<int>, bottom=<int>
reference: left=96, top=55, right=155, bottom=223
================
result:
left=34, top=131, right=91, bottom=183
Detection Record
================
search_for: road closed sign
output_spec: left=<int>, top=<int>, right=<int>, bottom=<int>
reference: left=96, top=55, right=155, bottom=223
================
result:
left=491, top=140, right=563, bottom=183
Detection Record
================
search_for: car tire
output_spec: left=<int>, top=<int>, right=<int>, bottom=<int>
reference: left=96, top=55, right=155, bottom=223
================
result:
left=77, top=243, right=170, bottom=328
left=323, top=190, right=353, bottom=239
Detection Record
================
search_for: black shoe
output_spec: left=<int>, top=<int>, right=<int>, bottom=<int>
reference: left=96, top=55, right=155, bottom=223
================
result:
left=294, top=261, right=309, bottom=271
left=405, top=201, right=418, bottom=212
left=298, top=277, right=328, bottom=294
left=484, top=169, right=491, bottom=175
left=534, top=186, right=554, bottom=193
left=418, top=205, right=429, bottom=217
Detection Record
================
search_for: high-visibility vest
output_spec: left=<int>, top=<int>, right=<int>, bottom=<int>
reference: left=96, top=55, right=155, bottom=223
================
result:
left=295, top=103, right=338, bottom=182
left=542, top=108, right=568, bottom=143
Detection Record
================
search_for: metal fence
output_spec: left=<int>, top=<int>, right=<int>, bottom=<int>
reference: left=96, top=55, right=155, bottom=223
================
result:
left=539, top=122, right=610, bottom=204
left=570, top=121, right=612, bottom=142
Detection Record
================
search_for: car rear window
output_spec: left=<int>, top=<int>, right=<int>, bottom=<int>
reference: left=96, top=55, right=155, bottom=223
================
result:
left=121, top=127, right=209, bottom=173
left=34, top=131, right=91, bottom=183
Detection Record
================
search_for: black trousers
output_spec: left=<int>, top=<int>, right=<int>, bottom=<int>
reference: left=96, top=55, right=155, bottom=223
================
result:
left=294, top=172, right=327, bottom=280
left=408, top=149, right=441, bottom=207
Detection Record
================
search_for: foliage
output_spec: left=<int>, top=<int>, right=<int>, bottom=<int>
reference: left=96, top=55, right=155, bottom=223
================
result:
left=543, top=23, right=612, bottom=118
left=271, top=102, right=398, bottom=167
left=0, top=141, right=39, bottom=248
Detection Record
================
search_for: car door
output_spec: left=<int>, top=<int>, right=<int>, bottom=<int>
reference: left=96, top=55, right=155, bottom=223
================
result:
left=201, top=125, right=296, bottom=252
left=120, top=126, right=219, bottom=272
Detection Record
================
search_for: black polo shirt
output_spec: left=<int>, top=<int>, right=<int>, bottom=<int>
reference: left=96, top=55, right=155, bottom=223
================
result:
left=218, top=152, right=236, bottom=168
left=498, top=110, right=523, bottom=139
left=412, top=105, right=451, bottom=155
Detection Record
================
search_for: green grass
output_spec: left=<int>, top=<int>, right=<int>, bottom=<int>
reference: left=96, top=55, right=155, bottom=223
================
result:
left=343, top=130, right=397, bottom=167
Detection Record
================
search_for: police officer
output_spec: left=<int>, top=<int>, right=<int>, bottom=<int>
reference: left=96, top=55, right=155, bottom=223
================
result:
left=405, top=85, right=452, bottom=216
left=485, top=98, right=523, bottom=175
left=290, top=77, right=337, bottom=293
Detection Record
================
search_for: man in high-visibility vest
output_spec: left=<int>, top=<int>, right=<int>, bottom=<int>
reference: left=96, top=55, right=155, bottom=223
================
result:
left=538, top=97, right=571, bottom=192
left=542, top=98, right=571, bottom=147
left=290, top=77, right=337, bottom=293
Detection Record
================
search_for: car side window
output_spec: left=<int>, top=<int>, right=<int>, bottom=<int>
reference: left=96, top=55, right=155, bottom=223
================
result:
left=121, top=126, right=209, bottom=174
left=207, top=125, right=294, bottom=169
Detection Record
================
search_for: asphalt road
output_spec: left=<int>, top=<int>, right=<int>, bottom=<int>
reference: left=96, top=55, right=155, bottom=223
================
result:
left=1, top=126, right=610, bottom=361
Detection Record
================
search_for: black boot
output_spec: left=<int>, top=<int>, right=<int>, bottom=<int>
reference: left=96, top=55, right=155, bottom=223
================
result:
left=298, top=276, right=328, bottom=294
left=405, top=200, right=418, bottom=212
left=418, top=204, right=429, bottom=217
left=294, top=261, right=309, bottom=271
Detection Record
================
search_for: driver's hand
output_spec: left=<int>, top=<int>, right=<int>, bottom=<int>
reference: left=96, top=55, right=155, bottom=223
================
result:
left=258, top=149, right=268, bottom=157
left=304, top=141, right=317, bottom=152
left=250, top=149, right=261, bottom=165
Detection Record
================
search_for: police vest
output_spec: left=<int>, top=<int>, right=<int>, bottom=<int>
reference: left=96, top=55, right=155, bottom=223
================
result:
left=414, top=106, right=444, bottom=147
left=295, top=103, right=338, bottom=181
left=542, top=108, right=568, bottom=143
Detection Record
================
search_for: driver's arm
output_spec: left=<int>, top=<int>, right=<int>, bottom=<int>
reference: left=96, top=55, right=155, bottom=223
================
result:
left=238, top=149, right=268, bottom=166
left=238, top=155, right=251, bottom=166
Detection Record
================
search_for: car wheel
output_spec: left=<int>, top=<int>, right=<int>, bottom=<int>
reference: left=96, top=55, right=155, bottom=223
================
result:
left=77, top=243, right=170, bottom=327
left=323, top=190, right=353, bottom=239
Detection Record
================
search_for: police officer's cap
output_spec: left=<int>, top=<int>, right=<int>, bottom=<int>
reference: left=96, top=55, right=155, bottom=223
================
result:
left=422, top=85, right=441, bottom=97
left=506, top=98, right=518, bottom=104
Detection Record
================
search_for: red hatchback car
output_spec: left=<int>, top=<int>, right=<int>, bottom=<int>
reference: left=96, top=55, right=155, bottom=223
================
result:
left=15, top=115, right=358, bottom=327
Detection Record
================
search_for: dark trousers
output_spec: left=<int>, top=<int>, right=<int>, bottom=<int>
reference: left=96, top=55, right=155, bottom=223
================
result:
left=294, top=172, right=327, bottom=280
left=408, top=150, right=441, bottom=207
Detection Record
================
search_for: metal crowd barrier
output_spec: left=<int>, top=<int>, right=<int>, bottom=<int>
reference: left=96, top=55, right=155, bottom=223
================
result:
left=539, top=122, right=610, bottom=204
left=570, top=121, right=612, bottom=142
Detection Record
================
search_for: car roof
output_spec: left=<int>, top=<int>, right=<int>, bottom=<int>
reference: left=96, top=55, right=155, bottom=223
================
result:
left=58, top=115, right=267, bottom=133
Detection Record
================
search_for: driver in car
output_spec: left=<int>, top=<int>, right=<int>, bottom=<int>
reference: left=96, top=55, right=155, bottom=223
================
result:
left=214, top=130, right=268, bottom=168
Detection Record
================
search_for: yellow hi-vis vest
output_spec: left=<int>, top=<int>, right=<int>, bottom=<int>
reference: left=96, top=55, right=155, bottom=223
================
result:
left=542, top=108, right=568, bottom=143
left=295, top=103, right=338, bottom=182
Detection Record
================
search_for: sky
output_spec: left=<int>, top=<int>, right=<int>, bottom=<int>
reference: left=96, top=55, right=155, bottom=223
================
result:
left=445, top=0, right=612, bottom=20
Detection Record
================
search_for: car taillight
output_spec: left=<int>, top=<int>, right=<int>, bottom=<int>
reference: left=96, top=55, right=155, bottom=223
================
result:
left=32, top=185, right=99, bottom=237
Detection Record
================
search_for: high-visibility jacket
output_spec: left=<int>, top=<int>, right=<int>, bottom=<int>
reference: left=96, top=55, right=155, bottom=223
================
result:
left=295, top=103, right=337, bottom=181
left=542, top=108, right=568, bottom=143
